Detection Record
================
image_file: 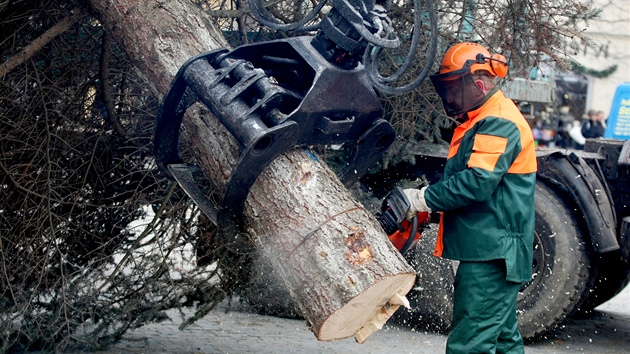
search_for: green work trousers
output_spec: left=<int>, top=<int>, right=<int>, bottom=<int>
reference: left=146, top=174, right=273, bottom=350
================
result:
left=446, top=260, right=524, bottom=354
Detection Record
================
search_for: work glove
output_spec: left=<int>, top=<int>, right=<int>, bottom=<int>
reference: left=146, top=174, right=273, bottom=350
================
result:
left=403, top=186, right=431, bottom=220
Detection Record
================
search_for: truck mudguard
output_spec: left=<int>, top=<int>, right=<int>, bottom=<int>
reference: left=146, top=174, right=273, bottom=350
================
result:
left=537, top=150, right=619, bottom=253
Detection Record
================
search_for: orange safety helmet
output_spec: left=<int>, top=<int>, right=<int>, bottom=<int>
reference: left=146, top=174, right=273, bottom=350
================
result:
left=440, top=42, right=508, bottom=78
left=439, top=42, right=508, bottom=78
left=429, top=42, right=509, bottom=116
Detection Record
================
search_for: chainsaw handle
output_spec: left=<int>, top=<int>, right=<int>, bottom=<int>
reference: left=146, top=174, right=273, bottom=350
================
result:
left=399, top=214, right=418, bottom=255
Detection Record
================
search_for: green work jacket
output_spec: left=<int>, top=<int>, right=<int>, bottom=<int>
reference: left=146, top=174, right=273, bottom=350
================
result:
left=424, top=89, right=537, bottom=282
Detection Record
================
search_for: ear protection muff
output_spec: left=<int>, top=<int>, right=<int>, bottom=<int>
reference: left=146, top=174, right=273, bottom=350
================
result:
left=467, top=52, right=509, bottom=78
left=489, top=53, right=508, bottom=78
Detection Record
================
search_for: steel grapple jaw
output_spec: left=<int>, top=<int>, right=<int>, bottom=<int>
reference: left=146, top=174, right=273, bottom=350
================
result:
left=153, top=36, right=395, bottom=250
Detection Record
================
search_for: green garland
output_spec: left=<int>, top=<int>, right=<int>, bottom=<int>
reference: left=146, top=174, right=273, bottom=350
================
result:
left=571, top=60, right=618, bottom=78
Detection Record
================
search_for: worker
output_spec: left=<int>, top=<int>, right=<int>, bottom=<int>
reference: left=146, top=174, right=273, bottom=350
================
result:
left=400, top=42, right=537, bottom=353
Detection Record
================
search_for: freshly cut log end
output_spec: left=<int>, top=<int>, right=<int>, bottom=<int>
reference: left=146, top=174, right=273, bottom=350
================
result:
left=353, top=304, right=399, bottom=344
left=317, top=273, right=415, bottom=342
left=353, top=291, right=413, bottom=344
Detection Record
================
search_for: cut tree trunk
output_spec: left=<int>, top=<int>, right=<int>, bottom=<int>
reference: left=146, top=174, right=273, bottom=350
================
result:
left=88, top=0, right=416, bottom=343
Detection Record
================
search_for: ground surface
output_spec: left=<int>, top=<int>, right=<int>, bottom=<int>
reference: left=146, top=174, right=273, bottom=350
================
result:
left=84, top=285, right=630, bottom=354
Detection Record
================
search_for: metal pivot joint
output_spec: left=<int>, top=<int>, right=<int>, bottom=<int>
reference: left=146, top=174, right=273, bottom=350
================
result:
left=154, top=36, right=396, bottom=250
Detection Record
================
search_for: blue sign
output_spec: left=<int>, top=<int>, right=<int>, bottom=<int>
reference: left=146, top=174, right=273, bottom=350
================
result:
left=604, top=83, right=630, bottom=140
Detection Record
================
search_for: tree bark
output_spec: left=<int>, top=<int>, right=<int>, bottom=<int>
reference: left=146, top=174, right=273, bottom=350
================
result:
left=87, top=0, right=416, bottom=342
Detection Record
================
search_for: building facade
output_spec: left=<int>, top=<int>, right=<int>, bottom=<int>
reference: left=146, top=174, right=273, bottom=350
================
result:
left=574, top=0, right=630, bottom=118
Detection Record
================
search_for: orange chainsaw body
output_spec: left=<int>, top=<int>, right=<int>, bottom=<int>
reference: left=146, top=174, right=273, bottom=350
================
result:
left=387, top=211, right=430, bottom=252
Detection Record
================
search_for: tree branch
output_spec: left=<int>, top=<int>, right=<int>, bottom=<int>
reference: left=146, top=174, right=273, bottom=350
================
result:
left=0, top=6, right=85, bottom=78
left=98, top=31, right=138, bottom=145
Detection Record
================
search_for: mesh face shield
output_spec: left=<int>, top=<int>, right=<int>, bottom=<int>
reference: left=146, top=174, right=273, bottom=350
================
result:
left=429, top=68, right=486, bottom=117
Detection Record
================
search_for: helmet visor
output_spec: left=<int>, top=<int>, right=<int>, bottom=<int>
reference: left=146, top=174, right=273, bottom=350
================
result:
left=430, top=68, right=485, bottom=116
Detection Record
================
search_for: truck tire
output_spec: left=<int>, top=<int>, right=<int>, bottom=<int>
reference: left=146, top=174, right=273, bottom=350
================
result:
left=518, top=181, right=592, bottom=340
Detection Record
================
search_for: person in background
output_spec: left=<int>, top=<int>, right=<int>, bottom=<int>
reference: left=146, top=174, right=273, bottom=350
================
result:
left=597, top=110, right=607, bottom=131
left=568, top=119, right=586, bottom=149
left=581, top=109, right=606, bottom=139
left=399, top=42, right=537, bottom=353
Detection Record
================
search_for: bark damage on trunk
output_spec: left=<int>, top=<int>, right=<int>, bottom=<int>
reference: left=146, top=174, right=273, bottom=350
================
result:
left=88, top=0, right=416, bottom=343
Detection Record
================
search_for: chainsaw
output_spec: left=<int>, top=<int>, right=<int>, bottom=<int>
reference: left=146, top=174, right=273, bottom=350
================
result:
left=376, top=187, right=430, bottom=255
